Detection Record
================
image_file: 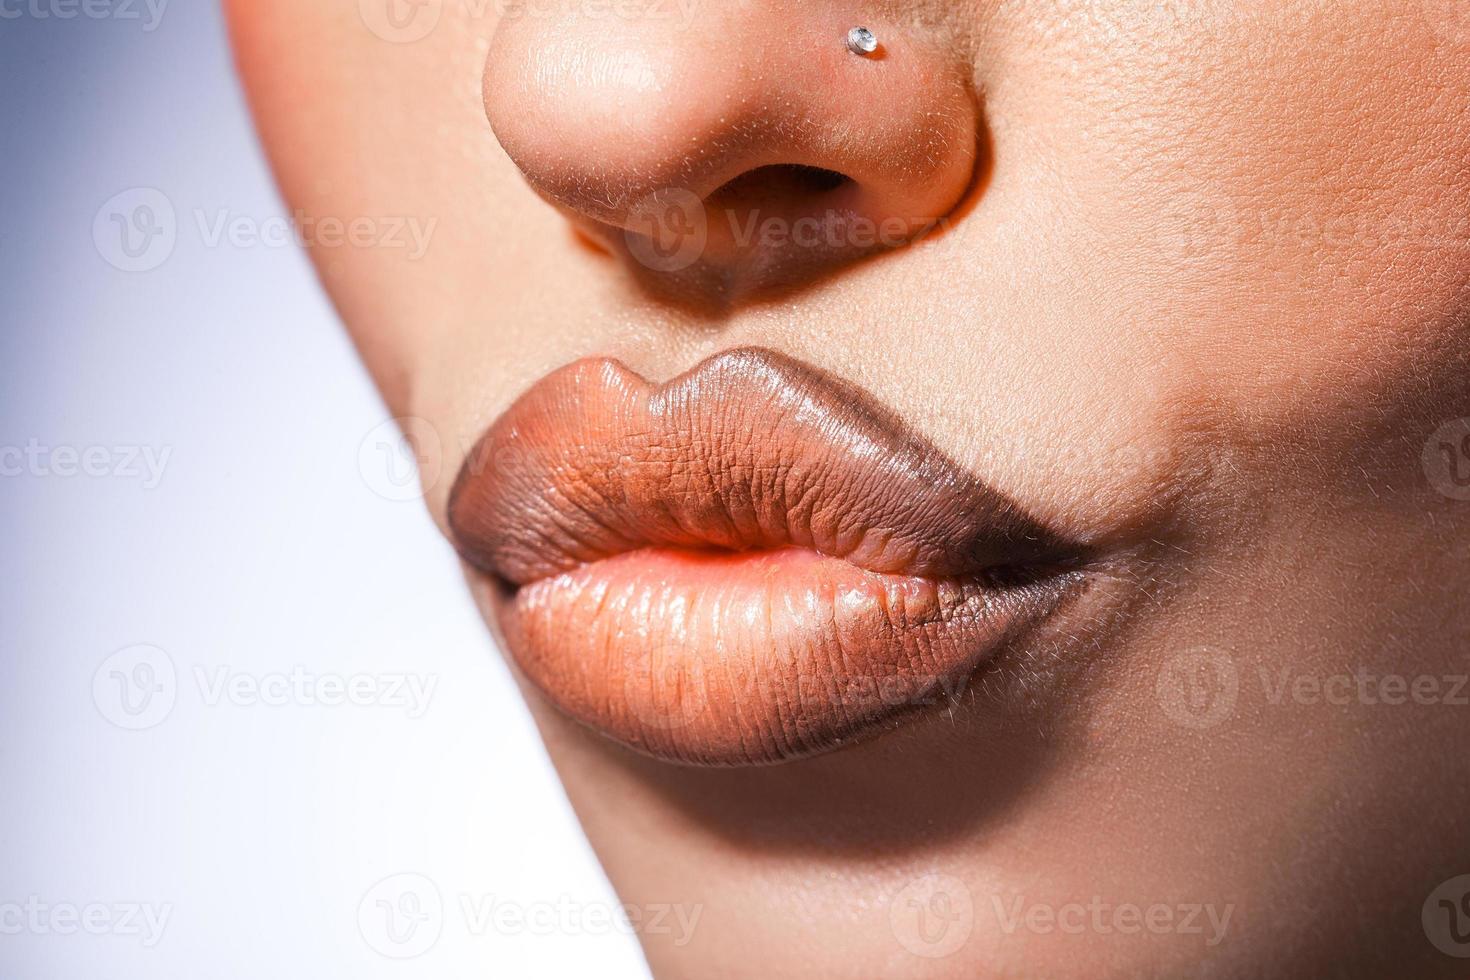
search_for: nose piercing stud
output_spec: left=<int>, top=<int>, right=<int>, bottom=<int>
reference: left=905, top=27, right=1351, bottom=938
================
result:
left=846, top=26, right=878, bottom=55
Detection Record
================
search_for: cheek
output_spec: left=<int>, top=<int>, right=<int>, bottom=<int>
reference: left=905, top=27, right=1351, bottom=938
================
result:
left=1076, top=4, right=1468, bottom=384
left=947, top=2, right=1470, bottom=527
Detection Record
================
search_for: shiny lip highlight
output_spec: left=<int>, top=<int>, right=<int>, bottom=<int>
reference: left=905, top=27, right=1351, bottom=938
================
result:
left=448, top=347, right=1088, bottom=766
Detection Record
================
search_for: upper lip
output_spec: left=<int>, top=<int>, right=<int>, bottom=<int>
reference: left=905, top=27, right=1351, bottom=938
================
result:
left=448, top=346, right=1071, bottom=587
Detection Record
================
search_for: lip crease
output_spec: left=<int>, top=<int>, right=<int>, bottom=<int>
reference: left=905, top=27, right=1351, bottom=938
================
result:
left=448, top=347, right=1087, bottom=766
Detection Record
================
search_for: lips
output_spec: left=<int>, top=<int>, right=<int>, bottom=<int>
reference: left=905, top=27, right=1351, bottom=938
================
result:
left=448, top=347, right=1085, bottom=766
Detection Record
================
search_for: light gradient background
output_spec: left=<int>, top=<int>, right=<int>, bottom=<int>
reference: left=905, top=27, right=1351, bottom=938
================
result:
left=0, top=3, right=647, bottom=976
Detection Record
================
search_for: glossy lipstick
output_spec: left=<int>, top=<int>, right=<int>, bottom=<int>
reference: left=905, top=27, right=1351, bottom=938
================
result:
left=449, top=348, right=1084, bottom=766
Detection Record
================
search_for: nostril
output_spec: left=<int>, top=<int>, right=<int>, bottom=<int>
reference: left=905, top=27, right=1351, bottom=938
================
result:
left=706, top=164, right=853, bottom=213
left=483, top=10, right=982, bottom=302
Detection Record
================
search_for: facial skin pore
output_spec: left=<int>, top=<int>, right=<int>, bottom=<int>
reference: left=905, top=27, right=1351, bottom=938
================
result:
left=228, top=2, right=1470, bottom=976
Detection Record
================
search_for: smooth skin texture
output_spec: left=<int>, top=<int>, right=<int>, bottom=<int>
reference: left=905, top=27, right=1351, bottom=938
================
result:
left=229, top=1, right=1470, bottom=976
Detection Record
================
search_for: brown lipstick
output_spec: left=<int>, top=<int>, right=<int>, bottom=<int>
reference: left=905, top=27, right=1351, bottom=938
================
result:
left=449, top=347, right=1086, bottom=766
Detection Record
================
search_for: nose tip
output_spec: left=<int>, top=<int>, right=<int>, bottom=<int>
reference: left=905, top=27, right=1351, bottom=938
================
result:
left=483, top=9, right=979, bottom=299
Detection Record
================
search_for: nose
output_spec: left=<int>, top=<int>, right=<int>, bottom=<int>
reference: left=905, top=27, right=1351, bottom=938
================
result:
left=483, top=6, right=980, bottom=301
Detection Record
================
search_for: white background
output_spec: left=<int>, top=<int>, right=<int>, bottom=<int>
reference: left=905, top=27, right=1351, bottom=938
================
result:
left=0, top=3, right=645, bottom=976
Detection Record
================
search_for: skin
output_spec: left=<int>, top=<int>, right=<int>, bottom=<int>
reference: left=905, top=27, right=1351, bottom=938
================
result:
left=227, top=1, right=1470, bottom=976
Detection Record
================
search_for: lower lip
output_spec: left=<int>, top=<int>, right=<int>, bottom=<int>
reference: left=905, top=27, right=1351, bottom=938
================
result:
left=488, top=546, right=1080, bottom=766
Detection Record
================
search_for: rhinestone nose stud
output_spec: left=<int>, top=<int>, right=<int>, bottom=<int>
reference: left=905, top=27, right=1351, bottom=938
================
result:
left=846, top=26, right=878, bottom=55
